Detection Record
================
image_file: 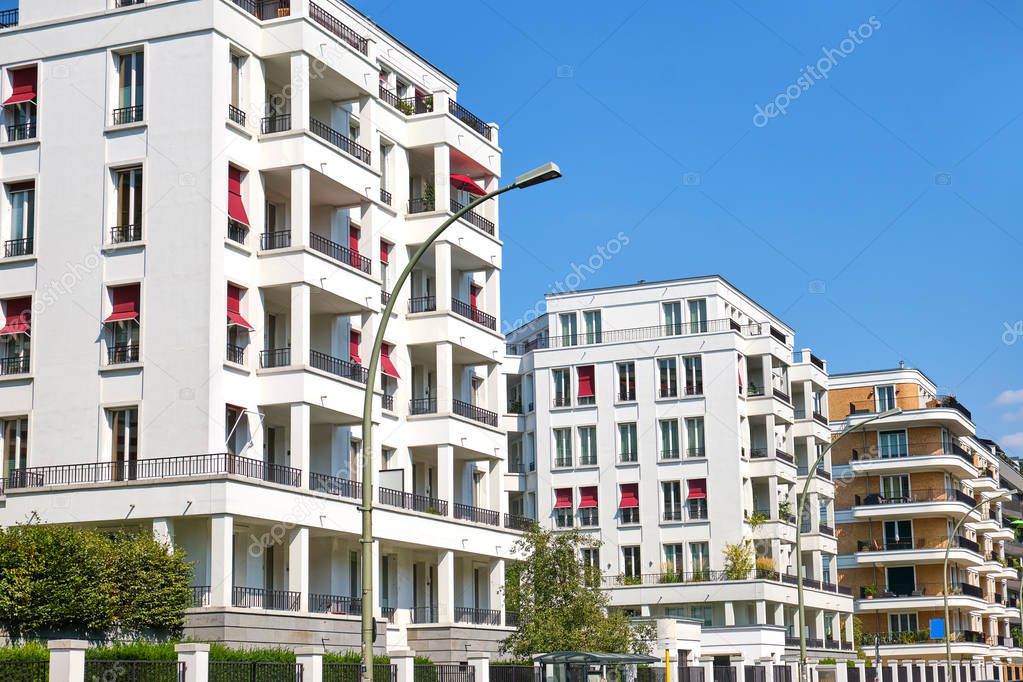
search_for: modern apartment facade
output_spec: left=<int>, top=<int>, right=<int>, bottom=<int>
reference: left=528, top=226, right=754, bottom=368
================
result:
left=0, top=0, right=521, bottom=659
left=503, top=277, right=856, bottom=664
left=831, top=369, right=1023, bottom=673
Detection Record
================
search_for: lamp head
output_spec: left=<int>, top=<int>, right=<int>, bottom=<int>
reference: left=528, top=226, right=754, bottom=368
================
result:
left=514, top=162, right=562, bottom=189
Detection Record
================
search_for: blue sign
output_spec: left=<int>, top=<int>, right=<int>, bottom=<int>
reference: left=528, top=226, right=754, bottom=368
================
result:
left=930, top=618, right=945, bottom=639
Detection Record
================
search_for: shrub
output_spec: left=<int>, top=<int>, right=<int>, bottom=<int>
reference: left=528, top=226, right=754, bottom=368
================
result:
left=0, top=642, right=48, bottom=662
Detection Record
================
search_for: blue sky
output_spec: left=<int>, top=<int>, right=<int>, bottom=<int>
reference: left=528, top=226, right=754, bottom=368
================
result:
left=9, top=1, right=1023, bottom=453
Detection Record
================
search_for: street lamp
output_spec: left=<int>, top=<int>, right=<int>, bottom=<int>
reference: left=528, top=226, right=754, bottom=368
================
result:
left=358, top=163, right=562, bottom=682
left=797, top=407, right=903, bottom=682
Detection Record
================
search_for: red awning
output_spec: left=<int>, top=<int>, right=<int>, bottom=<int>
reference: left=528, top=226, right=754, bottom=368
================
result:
left=554, top=488, right=573, bottom=509
left=578, top=365, right=595, bottom=398
left=104, top=285, right=140, bottom=323
left=380, top=240, right=390, bottom=264
left=619, top=483, right=639, bottom=508
left=4, top=66, right=37, bottom=106
left=578, top=486, right=598, bottom=509
left=350, top=329, right=362, bottom=363
left=450, top=174, right=486, bottom=196
left=0, top=297, right=32, bottom=335
left=226, top=284, right=253, bottom=330
left=687, top=479, right=707, bottom=500
left=227, top=166, right=250, bottom=225
left=380, top=344, right=400, bottom=378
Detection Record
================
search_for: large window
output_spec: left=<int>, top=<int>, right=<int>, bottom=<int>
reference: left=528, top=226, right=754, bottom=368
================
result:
left=112, top=167, right=143, bottom=243
left=225, top=405, right=248, bottom=455
left=578, top=486, right=598, bottom=526
left=115, top=50, right=144, bottom=124
left=619, top=483, right=640, bottom=524
left=553, top=368, right=571, bottom=407
left=659, top=419, right=679, bottom=459
left=1, top=416, right=28, bottom=482
left=109, top=406, right=139, bottom=480
left=0, top=298, right=31, bottom=375
left=688, top=299, right=707, bottom=332
left=689, top=542, right=710, bottom=579
left=578, top=426, right=597, bottom=466
left=583, top=310, right=602, bottom=344
left=663, top=301, right=682, bottom=335
left=554, top=488, right=573, bottom=528
left=559, top=313, right=577, bottom=346
left=687, top=478, right=708, bottom=520
left=876, top=384, right=896, bottom=412
left=889, top=613, right=918, bottom=633
left=662, top=481, right=682, bottom=521
left=5, top=66, right=38, bottom=142
left=554, top=428, right=573, bottom=468
left=104, top=284, right=141, bottom=365
left=880, top=474, right=910, bottom=502
left=664, top=544, right=685, bottom=575
left=6, top=182, right=34, bottom=256
left=617, top=362, right=636, bottom=401
left=878, top=430, right=908, bottom=458
left=622, top=546, right=641, bottom=579
left=683, top=355, right=703, bottom=395
left=658, top=358, right=678, bottom=398
left=883, top=520, right=913, bottom=550
left=686, top=417, right=705, bottom=457
left=618, top=422, right=638, bottom=463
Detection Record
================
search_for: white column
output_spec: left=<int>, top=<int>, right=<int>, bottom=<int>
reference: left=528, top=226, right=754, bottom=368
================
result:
left=296, top=646, right=323, bottom=682
left=484, top=268, right=500, bottom=322
left=814, top=609, right=826, bottom=639
left=755, top=600, right=767, bottom=625
left=724, top=601, right=735, bottom=626
left=437, top=444, right=454, bottom=511
left=433, top=143, right=450, bottom=211
left=371, top=539, right=382, bottom=617
left=436, top=342, right=453, bottom=410
left=48, top=640, right=87, bottom=682
left=291, top=165, right=311, bottom=249
left=845, top=614, right=855, bottom=647
left=290, top=402, right=311, bottom=487
left=468, top=654, right=490, bottom=682
left=291, top=283, right=310, bottom=368
left=437, top=549, right=455, bottom=624
left=288, top=526, right=310, bottom=611
left=489, top=458, right=505, bottom=514
left=489, top=558, right=505, bottom=614
left=390, top=650, right=416, bottom=682
left=153, top=517, right=174, bottom=549
left=176, top=643, right=210, bottom=682
left=210, top=515, right=234, bottom=607
left=290, top=53, right=310, bottom=131
left=487, top=363, right=501, bottom=414
left=435, top=241, right=452, bottom=310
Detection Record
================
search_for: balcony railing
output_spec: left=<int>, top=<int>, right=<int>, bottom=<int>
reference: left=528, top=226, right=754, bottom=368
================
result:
left=601, top=568, right=842, bottom=589
left=449, top=99, right=493, bottom=140
left=853, top=487, right=974, bottom=507
left=310, top=349, right=368, bottom=384
left=4, top=237, right=33, bottom=257
left=409, top=296, right=437, bottom=314
left=309, top=232, right=371, bottom=273
left=381, top=394, right=394, bottom=411
left=454, top=503, right=500, bottom=526
left=226, top=343, right=245, bottom=364
left=309, top=3, right=368, bottom=54
left=260, top=347, right=291, bottom=368
left=411, top=607, right=439, bottom=624
left=380, top=188, right=392, bottom=205
left=773, top=388, right=791, bottom=403
left=228, top=104, right=246, bottom=127
left=451, top=198, right=495, bottom=235
left=0, top=355, right=30, bottom=376
left=379, top=84, right=436, bottom=115
left=189, top=585, right=211, bottom=607
left=112, top=106, right=144, bottom=126
left=310, top=471, right=362, bottom=500
left=260, top=230, right=292, bottom=250
left=504, top=513, right=534, bottom=531
left=227, top=219, right=249, bottom=245
left=0, top=8, right=18, bottom=28
left=110, top=224, right=142, bottom=244
left=6, top=121, right=36, bottom=141
left=309, top=593, right=362, bottom=615
left=260, top=113, right=291, bottom=134
left=378, top=487, right=447, bottom=515
left=310, top=118, right=371, bottom=164
left=232, top=586, right=299, bottom=611
left=451, top=298, right=497, bottom=330
left=455, top=607, right=501, bottom=626
left=107, top=344, right=140, bottom=365
left=453, top=399, right=498, bottom=427
left=819, top=523, right=835, bottom=537
left=3, top=452, right=302, bottom=490
left=856, top=534, right=981, bottom=554
left=410, top=398, right=437, bottom=415
left=230, top=0, right=290, bottom=20
left=849, top=440, right=974, bottom=465
left=408, top=197, right=435, bottom=214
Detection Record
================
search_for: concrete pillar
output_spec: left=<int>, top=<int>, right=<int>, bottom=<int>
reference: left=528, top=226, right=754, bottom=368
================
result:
left=432, top=143, right=450, bottom=211
left=437, top=444, right=453, bottom=508
left=291, top=165, right=311, bottom=249
left=436, top=342, right=453, bottom=410
left=435, top=240, right=452, bottom=309
left=814, top=609, right=825, bottom=639
left=489, top=558, right=505, bottom=614
left=484, top=267, right=500, bottom=323
left=390, top=650, right=416, bottom=682
left=768, top=476, right=780, bottom=518
left=845, top=614, right=855, bottom=647
left=296, top=646, right=324, bottom=682
left=487, top=363, right=501, bottom=414
left=153, top=517, right=174, bottom=549
left=210, top=514, right=234, bottom=607
left=755, top=600, right=768, bottom=625
left=48, top=640, right=87, bottom=682
left=468, top=654, right=490, bottom=682
left=288, top=526, right=310, bottom=611
left=724, top=601, right=735, bottom=626
left=774, top=603, right=785, bottom=628
left=290, top=283, right=311, bottom=371
left=371, top=539, right=382, bottom=617
left=176, top=643, right=210, bottom=682
left=438, top=549, right=455, bottom=624
left=290, top=53, right=310, bottom=132
left=290, top=402, right=311, bottom=487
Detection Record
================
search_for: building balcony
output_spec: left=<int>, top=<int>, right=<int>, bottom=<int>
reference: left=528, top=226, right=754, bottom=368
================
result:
left=107, top=344, right=140, bottom=366
left=5, top=120, right=35, bottom=143
left=843, top=534, right=984, bottom=567
left=232, top=586, right=300, bottom=612
left=454, top=607, right=501, bottom=626
left=378, top=84, right=434, bottom=116
left=4, top=237, right=33, bottom=258
left=452, top=503, right=500, bottom=527
left=448, top=100, right=495, bottom=141
left=855, top=581, right=987, bottom=611
left=0, top=8, right=17, bottom=29
left=450, top=297, right=497, bottom=331
left=309, top=118, right=372, bottom=165
left=844, top=441, right=978, bottom=478
left=228, top=104, right=247, bottom=127
left=110, top=224, right=142, bottom=245
left=309, top=593, right=362, bottom=616
left=308, top=2, right=369, bottom=54
left=229, top=0, right=291, bottom=21
left=112, top=105, right=144, bottom=126
left=0, top=355, right=30, bottom=376
left=848, top=487, right=976, bottom=520
left=378, top=487, right=448, bottom=516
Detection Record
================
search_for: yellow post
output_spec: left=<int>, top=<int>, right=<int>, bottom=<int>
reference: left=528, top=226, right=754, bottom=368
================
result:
left=666, top=649, right=671, bottom=682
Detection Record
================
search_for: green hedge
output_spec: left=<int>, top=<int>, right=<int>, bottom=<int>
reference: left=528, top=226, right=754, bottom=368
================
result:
left=0, top=643, right=421, bottom=664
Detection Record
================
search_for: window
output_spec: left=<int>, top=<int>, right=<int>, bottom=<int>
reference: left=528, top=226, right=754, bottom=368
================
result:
left=226, top=284, right=253, bottom=363
left=554, top=488, right=573, bottom=528
left=664, top=544, right=685, bottom=574
left=559, top=313, right=577, bottom=346
left=104, top=284, right=141, bottom=364
left=662, top=481, right=683, bottom=521
left=889, top=613, right=918, bottom=633
left=553, top=368, right=571, bottom=407
left=686, top=417, right=705, bottom=457
left=883, top=520, right=913, bottom=550
left=880, top=474, right=909, bottom=502
left=663, top=301, right=682, bottom=335
left=554, top=428, right=573, bottom=468
left=225, top=405, right=248, bottom=455
left=0, top=298, right=31, bottom=375
left=230, top=52, right=244, bottom=110
left=227, top=165, right=250, bottom=244
left=658, top=358, right=678, bottom=397
left=4, top=66, right=38, bottom=142
left=812, top=390, right=825, bottom=416
left=687, top=478, right=708, bottom=520
left=618, top=423, right=638, bottom=463
left=688, top=299, right=708, bottom=333
left=6, top=182, right=34, bottom=257
left=578, top=426, right=597, bottom=466
left=659, top=419, right=679, bottom=459
left=876, top=384, right=896, bottom=412
left=577, top=365, right=595, bottom=405
left=581, top=548, right=599, bottom=570
left=112, top=167, right=143, bottom=243
left=379, top=143, right=392, bottom=197
left=622, top=546, right=641, bottom=579
left=689, top=542, right=710, bottom=578
left=114, top=50, right=144, bottom=124
left=1, top=416, right=28, bottom=482
left=690, top=604, right=712, bottom=626
left=619, top=483, right=639, bottom=524
left=583, top=310, right=602, bottom=344
left=878, top=430, right=908, bottom=458
left=108, top=406, right=139, bottom=480
left=683, top=355, right=703, bottom=395
left=349, top=329, right=361, bottom=363
left=380, top=240, right=392, bottom=290
left=578, top=486, right=598, bottom=526
left=819, top=499, right=830, bottom=526
left=617, top=362, right=636, bottom=401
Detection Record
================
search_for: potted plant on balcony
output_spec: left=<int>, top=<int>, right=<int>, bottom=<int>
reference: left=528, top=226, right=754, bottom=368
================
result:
left=658, top=563, right=682, bottom=584
left=863, top=584, right=878, bottom=599
left=778, top=500, right=793, bottom=519
left=748, top=511, right=769, bottom=528
left=723, top=539, right=755, bottom=580
left=755, top=556, right=776, bottom=580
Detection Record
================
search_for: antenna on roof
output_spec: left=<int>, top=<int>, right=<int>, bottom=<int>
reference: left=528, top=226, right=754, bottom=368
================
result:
left=899, top=360, right=905, bottom=369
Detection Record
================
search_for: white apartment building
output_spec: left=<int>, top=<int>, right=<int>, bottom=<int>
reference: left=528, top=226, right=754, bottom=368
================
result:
left=503, top=276, right=855, bottom=664
left=0, top=0, right=521, bottom=659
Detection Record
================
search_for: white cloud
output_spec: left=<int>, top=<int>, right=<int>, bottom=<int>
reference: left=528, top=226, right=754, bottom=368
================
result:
left=1000, top=432, right=1023, bottom=448
left=1003, top=407, right=1023, bottom=421
left=995, top=389, right=1023, bottom=405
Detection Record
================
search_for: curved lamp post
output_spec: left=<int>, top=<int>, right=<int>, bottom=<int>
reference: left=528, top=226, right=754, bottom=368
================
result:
left=359, top=163, right=562, bottom=682
left=797, top=407, right=903, bottom=682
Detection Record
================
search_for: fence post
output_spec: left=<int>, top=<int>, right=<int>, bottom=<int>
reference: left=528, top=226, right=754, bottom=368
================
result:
left=468, top=653, right=491, bottom=682
left=390, top=649, right=416, bottom=682
left=296, top=645, right=324, bottom=682
left=175, top=643, right=209, bottom=682
left=48, top=639, right=87, bottom=682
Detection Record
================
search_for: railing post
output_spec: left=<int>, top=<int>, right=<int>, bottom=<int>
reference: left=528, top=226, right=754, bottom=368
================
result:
left=48, top=639, right=87, bottom=682
left=296, top=646, right=324, bottom=682
left=176, top=643, right=209, bottom=682
left=468, top=654, right=490, bottom=682
left=390, top=650, right=416, bottom=682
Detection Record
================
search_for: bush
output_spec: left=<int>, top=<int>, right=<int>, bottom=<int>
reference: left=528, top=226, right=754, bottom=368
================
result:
left=0, top=642, right=48, bottom=662
left=86, top=642, right=178, bottom=660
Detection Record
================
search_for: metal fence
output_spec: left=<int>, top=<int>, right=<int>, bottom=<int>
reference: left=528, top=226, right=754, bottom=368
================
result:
left=0, top=661, right=48, bottom=682
left=323, top=663, right=395, bottom=682
left=679, top=666, right=706, bottom=682
left=209, top=661, right=303, bottom=682
left=490, top=666, right=537, bottom=682
left=414, top=664, right=474, bottom=682
left=84, top=660, right=184, bottom=682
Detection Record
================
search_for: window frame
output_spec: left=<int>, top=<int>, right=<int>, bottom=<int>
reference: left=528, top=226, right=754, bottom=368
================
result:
left=578, top=425, right=597, bottom=467
left=685, top=417, right=705, bottom=458
left=616, top=361, right=636, bottom=402
left=618, top=422, right=638, bottom=463
left=552, top=367, right=571, bottom=407
left=553, top=427, right=573, bottom=468
left=659, top=418, right=680, bottom=459
left=662, top=480, right=683, bottom=522
left=682, top=354, right=703, bottom=395
left=657, top=357, right=678, bottom=398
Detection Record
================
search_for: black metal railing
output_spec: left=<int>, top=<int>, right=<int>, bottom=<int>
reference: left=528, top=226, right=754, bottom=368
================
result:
left=408, top=197, right=435, bottom=214
left=232, top=586, right=300, bottom=611
left=84, top=661, right=184, bottom=682
left=409, top=398, right=437, bottom=415
left=310, top=349, right=368, bottom=384
left=853, top=487, right=975, bottom=508
left=309, top=232, right=371, bottom=273
left=227, top=218, right=249, bottom=245
left=261, top=230, right=292, bottom=250
left=0, top=661, right=48, bottom=682
left=260, top=347, right=291, bottom=368
left=380, top=188, right=392, bottom=205
left=226, top=343, right=245, bottom=364
left=115, top=0, right=147, bottom=7
left=449, top=99, right=493, bottom=140
left=415, top=664, right=472, bottom=682
left=6, top=121, right=36, bottom=141
left=107, top=344, right=140, bottom=365
left=228, top=104, right=247, bottom=126
left=381, top=393, right=394, bottom=411
left=378, top=487, right=447, bottom=515
left=112, top=105, right=144, bottom=125
left=310, top=593, right=362, bottom=615
left=310, top=471, right=362, bottom=500
left=454, top=502, right=500, bottom=526
left=409, top=296, right=437, bottom=313
left=310, top=118, right=371, bottom=164
left=230, top=0, right=291, bottom=20
left=211, top=661, right=303, bottom=682
left=451, top=198, right=495, bottom=235
left=503, top=611, right=520, bottom=628
left=4, top=237, right=33, bottom=257
left=189, top=585, right=211, bottom=607
left=773, top=387, right=791, bottom=403
left=455, top=607, right=501, bottom=625
left=819, top=523, right=835, bottom=537
left=453, top=399, right=498, bottom=427
left=325, top=663, right=395, bottom=682
left=411, top=608, right=440, bottom=624
left=261, top=113, right=291, bottom=134
left=379, top=84, right=435, bottom=115
left=504, top=513, right=534, bottom=531
left=309, top=2, right=368, bottom=54
left=110, top=224, right=142, bottom=244
left=0, top=8, right=18, bottom=29
left=451, top=298, right=497, bottom=330
left=0, top=355, right=30, bottom=376
left=509, top=318, right=780, bottom=352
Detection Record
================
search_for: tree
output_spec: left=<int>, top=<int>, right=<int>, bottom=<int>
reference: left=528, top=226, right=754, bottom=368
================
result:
left=501, top=526, right=653, bottom=658
left=722, top=539, right=755, bottom=580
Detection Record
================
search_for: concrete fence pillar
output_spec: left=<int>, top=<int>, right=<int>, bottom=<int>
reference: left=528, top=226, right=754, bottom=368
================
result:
left=296, top=646, right=324, bottom=682
left=175, top=643, right=209, bottom=682
left=48, top=640, right=87, bottom=682
left=468, top=654, right=490, bottom=682
left=390, top=650, right=416, bottom=682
